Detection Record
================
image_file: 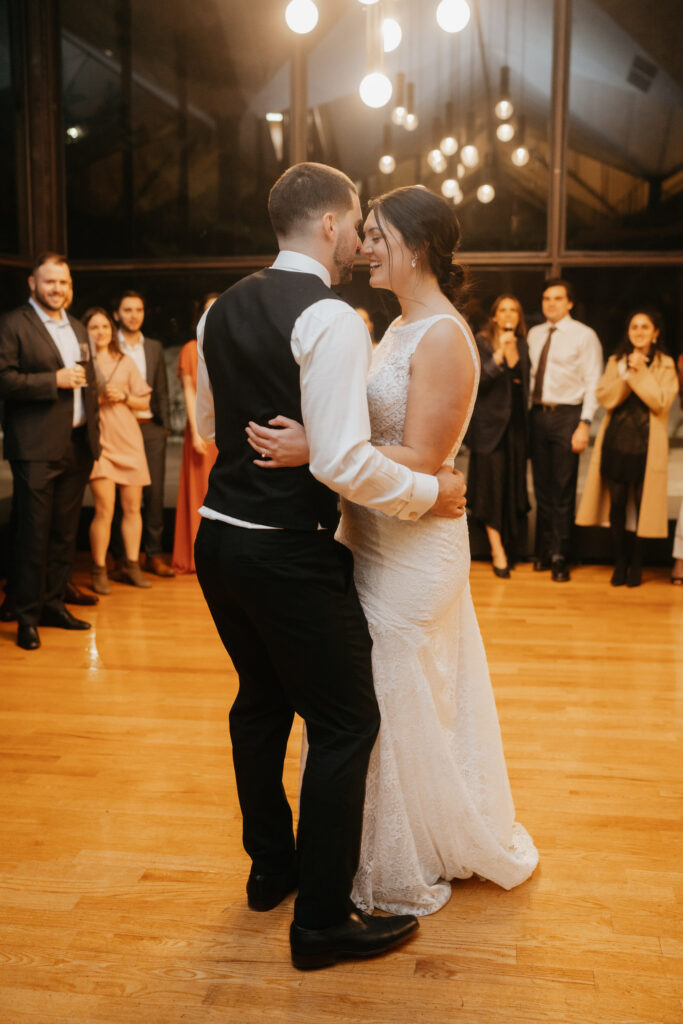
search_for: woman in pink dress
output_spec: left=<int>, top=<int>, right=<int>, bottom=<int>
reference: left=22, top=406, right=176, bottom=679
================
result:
left=83, top=308, right=152, bottom=593
left=172, top=295, right=219, bottom=573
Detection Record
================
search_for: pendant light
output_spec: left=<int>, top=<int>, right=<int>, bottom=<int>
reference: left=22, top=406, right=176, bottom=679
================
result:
left=378, top=123, right=396, bottom=174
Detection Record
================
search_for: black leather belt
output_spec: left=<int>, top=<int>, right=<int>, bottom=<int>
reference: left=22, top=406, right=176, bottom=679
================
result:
left=532, top=403, right=581, bottom=412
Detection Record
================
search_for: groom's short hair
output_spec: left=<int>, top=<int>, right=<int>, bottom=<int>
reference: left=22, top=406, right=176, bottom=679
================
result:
left=268, top=162, right=357, bottom=238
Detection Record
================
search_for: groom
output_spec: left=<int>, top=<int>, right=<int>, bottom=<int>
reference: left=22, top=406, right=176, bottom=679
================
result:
left=194, top=162, right=467, bottom=969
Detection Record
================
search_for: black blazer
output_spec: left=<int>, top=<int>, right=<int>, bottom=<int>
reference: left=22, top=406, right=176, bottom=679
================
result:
left=142, top=337, right=171, bottom=430
left=466, top=331, right=530, bottom=455
left=0, top=303, right=100, bottom=462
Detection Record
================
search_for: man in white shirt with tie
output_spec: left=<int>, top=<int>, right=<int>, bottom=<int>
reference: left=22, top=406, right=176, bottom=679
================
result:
left=528, top=279, right=603, bottom=581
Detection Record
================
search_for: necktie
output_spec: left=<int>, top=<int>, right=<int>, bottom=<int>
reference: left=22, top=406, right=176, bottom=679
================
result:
left=532, top=325, right=556, bottom=404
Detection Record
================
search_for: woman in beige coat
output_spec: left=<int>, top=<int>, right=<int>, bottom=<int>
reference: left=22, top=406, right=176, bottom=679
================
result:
left=576, top=308, right=679, bottom=587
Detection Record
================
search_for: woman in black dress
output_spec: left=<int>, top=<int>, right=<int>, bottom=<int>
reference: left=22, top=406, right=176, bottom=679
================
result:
left=467, top=295, right=530, bottom=577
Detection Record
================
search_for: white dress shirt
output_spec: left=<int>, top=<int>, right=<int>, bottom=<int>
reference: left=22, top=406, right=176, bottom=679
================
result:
left=29, top=298, right=85, bottom=427
left=195, top=250, right=439, bottom=530
left=118, top=332, right=153, bottom=420
left=527, top=314, right=603, bottom=422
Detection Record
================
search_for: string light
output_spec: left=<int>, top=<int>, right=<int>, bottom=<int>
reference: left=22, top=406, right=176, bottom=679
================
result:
left=285, top=0, right=319, bottom=34
left=436, top=0, right=471, bottom=33
left=496, top=122, right=515, bottom=142
left=477, top=182, right=495, bottom=203
left=404, top=81, right=419, bottom=130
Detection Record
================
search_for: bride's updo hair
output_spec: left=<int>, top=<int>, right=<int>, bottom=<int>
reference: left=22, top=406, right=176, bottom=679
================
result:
left=368, top=185, right=467, bottom=303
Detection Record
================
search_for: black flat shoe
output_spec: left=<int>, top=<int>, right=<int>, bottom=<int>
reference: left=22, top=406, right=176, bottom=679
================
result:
left=39, top=607, right=91, bottom=631
left=551, top=557, right=570, bottom=582
left=492, top=564, right=510, bottom=579
left=246, top=869, right=298, bottom=912
left=17, top=624, right=40, bottom=650
left=290, top=910, right=418, bottom=970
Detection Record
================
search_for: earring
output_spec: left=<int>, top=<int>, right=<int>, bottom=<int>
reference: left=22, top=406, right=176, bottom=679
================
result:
left=410, top=255, right=417, bottom=268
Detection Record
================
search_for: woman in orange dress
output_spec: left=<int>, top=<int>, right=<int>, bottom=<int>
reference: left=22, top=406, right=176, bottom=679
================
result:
left=83, top=308, right=152, bottom=593
left=172, top=295, right=219, bottom=573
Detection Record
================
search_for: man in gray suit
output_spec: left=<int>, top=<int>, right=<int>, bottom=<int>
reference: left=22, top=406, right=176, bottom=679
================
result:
left=0, top=253, right=101, bottom=649
left=112, top=291, right=174, bottom=577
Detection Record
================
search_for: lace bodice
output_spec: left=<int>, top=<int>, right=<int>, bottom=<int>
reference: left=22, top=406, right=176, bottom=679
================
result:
left=367, top=312, right=480, bottom=463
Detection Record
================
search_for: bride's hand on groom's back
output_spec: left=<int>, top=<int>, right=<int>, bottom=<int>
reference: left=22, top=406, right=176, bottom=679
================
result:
left=246, top=416, right=310, bottom=467
left=431, top=467, right=467, bottom=518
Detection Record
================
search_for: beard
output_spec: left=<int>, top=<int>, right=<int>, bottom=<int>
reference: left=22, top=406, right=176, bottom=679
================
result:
left=332, top=238, right=355, bottom=285
left=33, top=282, right=68, bottom=311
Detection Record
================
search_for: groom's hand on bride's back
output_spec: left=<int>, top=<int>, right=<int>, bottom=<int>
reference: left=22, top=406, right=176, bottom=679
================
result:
left=431, top=467, right=467, bottom=518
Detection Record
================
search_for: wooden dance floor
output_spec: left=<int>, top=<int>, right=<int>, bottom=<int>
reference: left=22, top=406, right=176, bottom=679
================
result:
left=1, top=561, right=681, bottom=1024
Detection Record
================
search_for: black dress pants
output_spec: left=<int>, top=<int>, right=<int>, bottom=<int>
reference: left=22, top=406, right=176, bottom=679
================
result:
left=195, top=518, right=380, bottom=930
left=530, top=404, right=582, bottom=561
left=10, top=426, right=93, bottom=627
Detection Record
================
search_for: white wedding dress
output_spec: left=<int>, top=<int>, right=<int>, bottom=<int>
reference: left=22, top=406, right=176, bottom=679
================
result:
left=338, top=313, right=539, bottom=916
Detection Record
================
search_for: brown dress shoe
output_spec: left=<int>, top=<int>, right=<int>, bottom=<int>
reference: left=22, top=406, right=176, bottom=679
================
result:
left=146, top=555, right=175, bottom=577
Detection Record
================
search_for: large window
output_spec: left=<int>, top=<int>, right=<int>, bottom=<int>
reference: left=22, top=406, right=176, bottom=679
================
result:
left=0, top=0, right=21, bottom=254
left=304, top=0, right=552, bottom=252
left=566, top=0, right=683, bottom=251
left=61, top=0, right=291, bottom=258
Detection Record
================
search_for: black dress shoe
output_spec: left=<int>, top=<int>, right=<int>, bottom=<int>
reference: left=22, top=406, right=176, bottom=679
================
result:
left=63, top=581, right=99, bottom=606
left=492, top=564, right=510, bottom=579
left=246, top=869, right=298, bottom=912
left=290, top=909, right=418, bottom=970
left=533, top=556, right=552, bottom=572
left=39, top=607, right=91, bottom=630
left=0, top=599, right=17, bottom=622
left=17, top=624, right=41, bottom=650
left=551, top=557, right=570, bottom=582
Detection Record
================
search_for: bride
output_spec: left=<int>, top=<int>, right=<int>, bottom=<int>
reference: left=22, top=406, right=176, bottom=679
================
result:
left=247, top=185, right=538, bottom=915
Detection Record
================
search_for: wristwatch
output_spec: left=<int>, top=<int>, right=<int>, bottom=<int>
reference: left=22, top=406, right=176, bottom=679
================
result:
left=580, top=418, right=591, bottom=426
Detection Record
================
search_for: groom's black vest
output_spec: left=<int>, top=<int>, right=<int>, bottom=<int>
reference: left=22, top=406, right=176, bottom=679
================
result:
left=202, top=268, right=341, bottom=531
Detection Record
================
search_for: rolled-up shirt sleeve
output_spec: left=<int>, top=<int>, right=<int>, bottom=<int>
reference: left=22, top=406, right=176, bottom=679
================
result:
left=195, top=308, right=215, bottom=441
left=293, top=300, right=438, bottom=520
left=580, top=327, right=604, bottom=423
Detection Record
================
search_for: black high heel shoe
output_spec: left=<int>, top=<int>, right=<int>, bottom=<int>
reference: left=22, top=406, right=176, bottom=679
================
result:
left=492, top=564, right=510, bottom=579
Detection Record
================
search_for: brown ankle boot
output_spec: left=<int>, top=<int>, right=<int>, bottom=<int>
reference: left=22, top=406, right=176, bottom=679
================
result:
left=121, top=559, right=152, bottom=588
left=91, top=563, right=111, bottom=595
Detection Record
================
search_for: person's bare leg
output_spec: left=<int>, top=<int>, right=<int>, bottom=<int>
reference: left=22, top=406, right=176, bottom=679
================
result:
left=486, top=525, right=508, bottom=570
left=89, top=478, right=115, bottom=566
left=120, top=484, right=143, bottom=561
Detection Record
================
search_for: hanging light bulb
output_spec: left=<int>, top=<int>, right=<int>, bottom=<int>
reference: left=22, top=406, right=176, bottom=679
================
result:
left=383, top=17, right=402, bottom=52
left=378, top=123, right=396, bottom=174
left=456, top=161, right=465, bottom=179
left=360, top=72, right=393, bottom=108
left=359, top=4, right=392, bottom=109
left=436, top=0, right=471, bottom=33
left=511, top=144, right=529, bottom=166
left=404, top=81, right=419, bottom=131
left=285, top=0, right=319, bottom=34
left=496, top=121, right=515, bottom=142
left=357, top=0, right=380, bottom=4
left=439, top=101, right=458, bottom=156
left=427, top=117, right=447, bottom=173
left=453, top=182, right=464, bottom=204
left=427, top=149, right=447, bottom=173
left=441, top=177, right=458, bottom=198
left=511, top=114, right=530, bottom=166
left=391, top=72, right=406, bottom=125
left=477, top=182, right=495, bottom=203
left=494, top=66, right=514, bottom=120
left=460, top=143, right=479, bottom=168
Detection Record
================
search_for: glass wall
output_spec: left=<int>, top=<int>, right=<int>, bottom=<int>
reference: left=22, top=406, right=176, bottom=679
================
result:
left=0, top=0, right=21, bottom=254
left=304, top=0, right=552, bottom=252
left=60, top=0, right=291, bottom=258
left=566, top=0, right=683, bottom=250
